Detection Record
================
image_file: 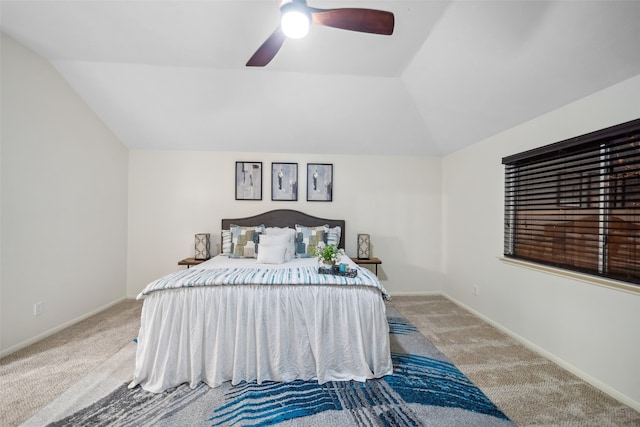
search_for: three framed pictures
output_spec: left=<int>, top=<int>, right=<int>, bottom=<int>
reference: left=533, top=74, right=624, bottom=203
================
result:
left=235, top=161, right=333, bottom=202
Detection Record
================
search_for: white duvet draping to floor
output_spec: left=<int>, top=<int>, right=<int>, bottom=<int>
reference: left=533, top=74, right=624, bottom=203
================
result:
left=129, top=257, right=392, bottom=393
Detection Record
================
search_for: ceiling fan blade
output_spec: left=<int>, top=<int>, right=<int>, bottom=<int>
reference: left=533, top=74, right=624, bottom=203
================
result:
left=246, top=27, right=287, bottom=67
left=310, top=8, right=394, bottom=35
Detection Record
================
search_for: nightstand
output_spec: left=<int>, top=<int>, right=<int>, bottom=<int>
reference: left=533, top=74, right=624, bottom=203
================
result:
left=178, top=258, right=208, bottom=268
left=350, top=257, right=382, bottom=276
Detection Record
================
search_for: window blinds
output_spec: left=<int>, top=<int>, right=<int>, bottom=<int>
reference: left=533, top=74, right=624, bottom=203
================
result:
left=502, top=118, right=640, bottom=285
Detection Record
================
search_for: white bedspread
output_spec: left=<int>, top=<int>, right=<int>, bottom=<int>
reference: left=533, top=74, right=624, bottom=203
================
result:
left=137, top=255, right=388, bottom=299
left=129, top=256, right=393, bottom=393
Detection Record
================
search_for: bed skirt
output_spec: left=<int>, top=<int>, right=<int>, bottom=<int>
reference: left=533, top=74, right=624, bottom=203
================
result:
left=129, top=284, right=392, bottom=393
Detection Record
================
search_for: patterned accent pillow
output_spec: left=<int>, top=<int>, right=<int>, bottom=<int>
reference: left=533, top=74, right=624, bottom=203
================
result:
left=230, top=224, right=264, bottom=258
left=327, top=226, right=341, bottom=248
left=221, top=230, right=232, bottom=255
left=294, top=224, right=329, bottom=258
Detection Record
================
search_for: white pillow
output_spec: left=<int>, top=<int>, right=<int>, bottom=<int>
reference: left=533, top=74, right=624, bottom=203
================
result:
left=221, top=230, right=232, bottom=255
left=260, top=234, right=293, bottom=261
left=256, top=244, right=287, bottom=264
left=264, top=227, right=296, bottom=261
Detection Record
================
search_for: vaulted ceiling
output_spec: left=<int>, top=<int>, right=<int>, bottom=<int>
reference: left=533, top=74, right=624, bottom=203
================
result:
left=2, top=0, right=640, bottom=156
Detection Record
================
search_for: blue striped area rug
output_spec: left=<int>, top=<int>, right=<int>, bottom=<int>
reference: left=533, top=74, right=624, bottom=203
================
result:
left=47, top=308, right=515, bottom=427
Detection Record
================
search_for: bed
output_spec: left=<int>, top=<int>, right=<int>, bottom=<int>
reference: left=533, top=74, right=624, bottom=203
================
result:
left=129, top=209, right=392, bottom=393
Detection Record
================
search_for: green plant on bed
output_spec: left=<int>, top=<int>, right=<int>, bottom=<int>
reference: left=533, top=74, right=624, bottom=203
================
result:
left=315, top=243, right=345, bottom=265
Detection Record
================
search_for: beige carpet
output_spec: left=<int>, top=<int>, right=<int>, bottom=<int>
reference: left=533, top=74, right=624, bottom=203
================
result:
left=1, top=295, right=638, bottom=426
left=0, top=300, right=142, bottom=427
left=391, top=296, right=640, bottom=426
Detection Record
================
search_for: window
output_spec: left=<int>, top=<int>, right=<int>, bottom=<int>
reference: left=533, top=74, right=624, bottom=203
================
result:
left=502, top=118, right=640, bottom=286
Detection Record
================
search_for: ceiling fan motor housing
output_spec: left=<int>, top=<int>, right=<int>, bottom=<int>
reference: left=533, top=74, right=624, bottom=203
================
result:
left=280, top=1, right=311, bottom=39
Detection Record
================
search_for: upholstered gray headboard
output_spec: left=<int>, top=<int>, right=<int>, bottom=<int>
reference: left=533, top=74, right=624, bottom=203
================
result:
left=221, top=209, right=345, bottom=249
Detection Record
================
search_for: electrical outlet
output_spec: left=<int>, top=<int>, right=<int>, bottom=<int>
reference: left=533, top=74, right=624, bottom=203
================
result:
left=33, top=302, right=43, bottom=316
left=473, top=285, right=479, bottom=295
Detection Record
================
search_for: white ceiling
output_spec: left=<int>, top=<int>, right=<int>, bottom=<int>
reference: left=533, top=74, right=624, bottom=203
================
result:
left=2, top=0, right=640, bottom=156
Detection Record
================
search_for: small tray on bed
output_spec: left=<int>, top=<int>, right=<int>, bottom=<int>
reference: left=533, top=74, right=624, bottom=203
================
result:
left=318, top=265, right=358, bottom=278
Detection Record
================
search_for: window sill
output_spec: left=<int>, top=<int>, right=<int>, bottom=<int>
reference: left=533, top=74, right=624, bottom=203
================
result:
left=498, top=257, right=640, bottom=295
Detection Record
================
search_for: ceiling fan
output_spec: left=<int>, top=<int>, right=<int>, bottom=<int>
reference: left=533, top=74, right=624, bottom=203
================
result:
left=246, top=0, right=394, bottom=67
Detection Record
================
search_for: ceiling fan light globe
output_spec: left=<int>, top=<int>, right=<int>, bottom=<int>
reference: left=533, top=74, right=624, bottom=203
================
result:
left=281, top=10, right=310, bottom=39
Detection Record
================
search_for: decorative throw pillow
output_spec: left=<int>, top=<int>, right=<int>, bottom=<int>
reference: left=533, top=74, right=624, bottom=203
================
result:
left=265, top=227, right=296, bottom=261
left=256, top=243, right=287, bottom=264
left=260, top=233, right=293, bottom=261
left=221, top=229, right=232, bottom=255
left=230, top=224, right=264, bottom=258
left=327, top=225, right=341, bottom=248
left=294, top=224, right=329, bottom=258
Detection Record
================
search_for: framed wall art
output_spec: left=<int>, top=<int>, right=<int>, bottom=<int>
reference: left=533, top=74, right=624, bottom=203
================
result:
left=307, top=163, right=333, bottom=202
left=271, top=162, right=298, bottom=201
left=235, top=161, right=262, bottom=200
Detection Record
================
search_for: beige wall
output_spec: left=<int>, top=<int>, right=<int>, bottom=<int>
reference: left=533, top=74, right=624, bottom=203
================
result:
left=1, top=34, right=129, bottom=355
left=127, top=151, right=444, bottom=297
left=442, top=74, right=640, bottom=409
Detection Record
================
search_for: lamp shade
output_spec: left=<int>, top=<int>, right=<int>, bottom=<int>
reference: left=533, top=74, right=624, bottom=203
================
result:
left=195, top=233, right=211, bottom=260
left=357, top=234, right=370, bottom=259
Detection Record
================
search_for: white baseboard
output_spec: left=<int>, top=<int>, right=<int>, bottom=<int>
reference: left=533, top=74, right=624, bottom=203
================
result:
left=0, top=297, right=127, bottom=359
left=440, top=293, right=640, bottom=412
left=388, top=290, right=441, bottom=297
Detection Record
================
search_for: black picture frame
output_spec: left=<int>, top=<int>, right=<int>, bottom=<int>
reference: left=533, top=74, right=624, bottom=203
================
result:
left=235, top=161, right=262, bottom=200
left=271, top=162, right=298, bottom=201
left=307, top=163, right=333, bottom=202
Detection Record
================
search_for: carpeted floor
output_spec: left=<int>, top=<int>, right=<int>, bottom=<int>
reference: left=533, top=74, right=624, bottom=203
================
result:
left=0, top=300, right=142, bottom=427
left=27, top=307, right=516, bottom=427
left=391, top=296, right=640, bottom=426
left=1, top=295, right=639, bottom=426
